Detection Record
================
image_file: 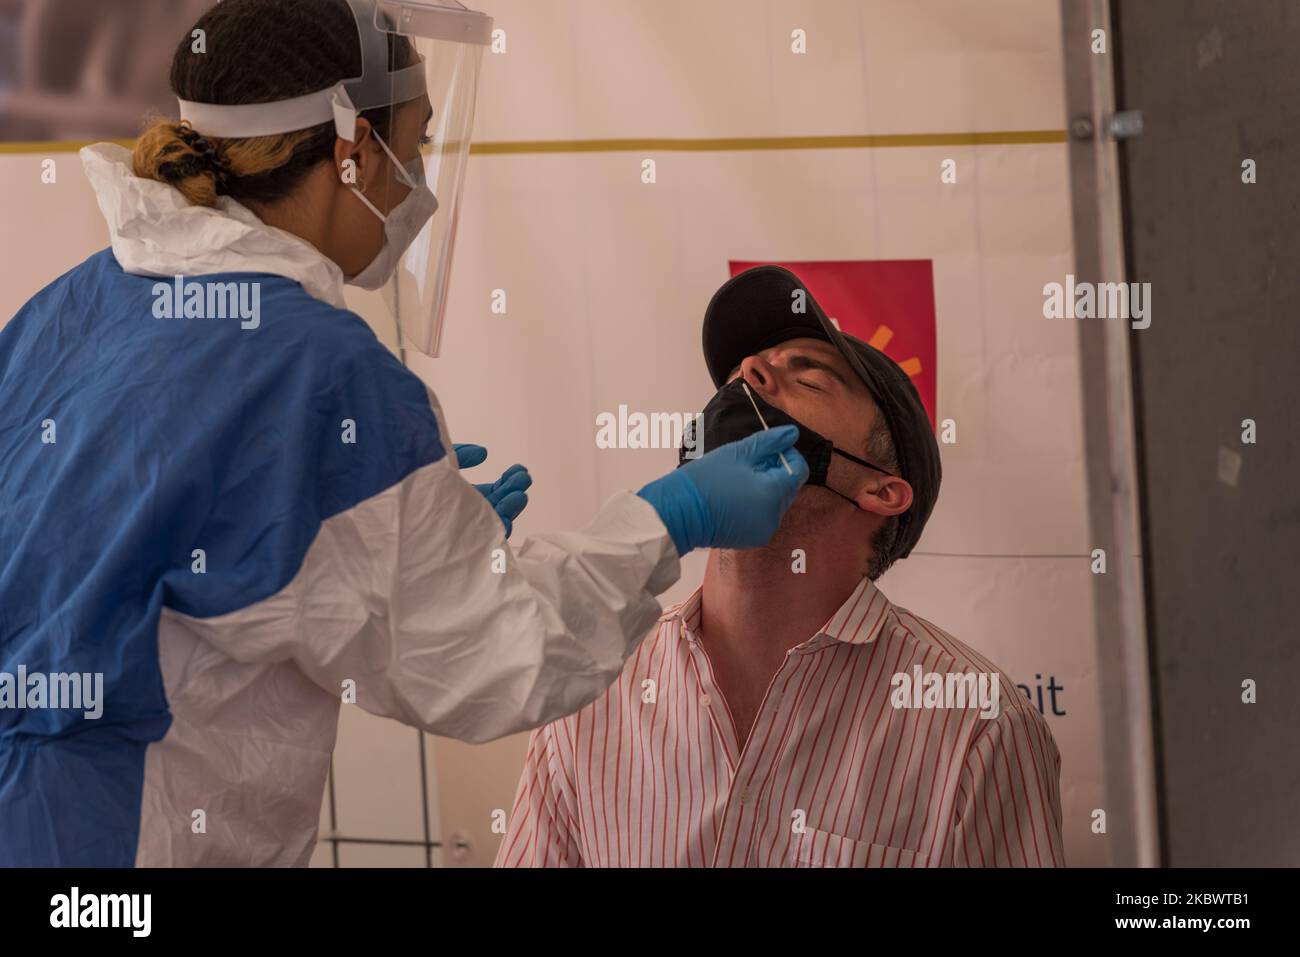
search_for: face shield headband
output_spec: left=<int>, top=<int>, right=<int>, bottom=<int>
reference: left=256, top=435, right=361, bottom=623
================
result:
left=176, top=0, right=489, bottom=141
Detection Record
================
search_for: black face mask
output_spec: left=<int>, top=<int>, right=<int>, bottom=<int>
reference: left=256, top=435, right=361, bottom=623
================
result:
left=678, top=378, right=893, bottom=507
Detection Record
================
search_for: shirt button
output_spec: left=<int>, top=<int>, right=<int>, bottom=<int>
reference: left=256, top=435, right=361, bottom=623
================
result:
left=738, top=787, right=751, bottom=804
left=699, top=693, right=711, bottom=707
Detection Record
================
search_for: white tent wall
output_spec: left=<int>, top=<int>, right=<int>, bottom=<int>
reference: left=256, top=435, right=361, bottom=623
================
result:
left=0, top=0, right=1112, bottom=868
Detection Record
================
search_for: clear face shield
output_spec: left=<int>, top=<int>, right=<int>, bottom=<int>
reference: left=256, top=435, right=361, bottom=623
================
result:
left=345, top=0, right=491, bottom=356
left=178, top=0, right=491, bottom=357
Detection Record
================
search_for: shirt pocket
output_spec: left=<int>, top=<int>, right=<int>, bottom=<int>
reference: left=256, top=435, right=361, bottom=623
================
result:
left=791, top=827, right=933, bottom=868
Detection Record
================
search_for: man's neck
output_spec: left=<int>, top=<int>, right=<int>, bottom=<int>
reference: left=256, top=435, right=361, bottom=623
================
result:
left=699, top=539, right=866, bottom=663
left=695, top=525, right=870, bottom=751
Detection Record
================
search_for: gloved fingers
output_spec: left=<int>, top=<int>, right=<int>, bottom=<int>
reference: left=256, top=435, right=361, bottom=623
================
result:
left=734, top=426, right=807, bottom=488
left=737, top=424, right=799, bottom=463
left=482, top=468, right=531, bottom=505
left=495, top=490, right=529, bottom=538
left=492, top=464, right=531, bottom=494
left=453, top=443, right=488, bottom=469
left=476, top=470, right=531, bottom=507
left=495, top=489, right=529, bottom=524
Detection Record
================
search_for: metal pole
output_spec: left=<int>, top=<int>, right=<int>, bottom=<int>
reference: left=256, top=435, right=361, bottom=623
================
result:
left=1059, top=0, right=1160, bottom=868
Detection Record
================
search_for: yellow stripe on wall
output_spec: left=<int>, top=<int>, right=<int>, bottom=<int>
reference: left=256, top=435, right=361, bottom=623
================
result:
left=0, top=138, right=136, bottom=155
left=472, top=130, right=1066, bottom=154
left=0, top=130, right=1066, bottom=157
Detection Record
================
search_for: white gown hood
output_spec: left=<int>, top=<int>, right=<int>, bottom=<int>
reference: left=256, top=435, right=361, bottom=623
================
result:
left=80, top=142, right=348, bottom=309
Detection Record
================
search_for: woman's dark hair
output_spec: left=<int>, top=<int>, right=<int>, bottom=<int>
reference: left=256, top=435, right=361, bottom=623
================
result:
left=134, top=0, right=414, bottom=207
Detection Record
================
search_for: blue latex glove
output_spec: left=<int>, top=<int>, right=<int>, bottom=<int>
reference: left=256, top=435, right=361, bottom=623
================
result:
left=454, top=443, right=533, bottom=538
left=636, top=425, right=809, bottom=555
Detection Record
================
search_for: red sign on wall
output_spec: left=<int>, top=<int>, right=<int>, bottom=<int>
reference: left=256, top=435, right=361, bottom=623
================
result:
left=729, top=260, right=938, bottom=426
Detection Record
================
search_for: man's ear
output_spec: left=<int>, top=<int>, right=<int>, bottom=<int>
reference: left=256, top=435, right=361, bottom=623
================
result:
left=852, top=474, right=912, bottom=518
left=333, top=118, right=376, bottom=185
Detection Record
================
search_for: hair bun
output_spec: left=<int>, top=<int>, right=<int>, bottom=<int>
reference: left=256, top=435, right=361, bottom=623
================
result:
left=132, top=119, right=228, bottom=207
left=177, top=125, right=232, bottom=190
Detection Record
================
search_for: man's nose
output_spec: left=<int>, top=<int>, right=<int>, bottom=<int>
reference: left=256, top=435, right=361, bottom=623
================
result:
left=738, top=354, right=780, bottom=396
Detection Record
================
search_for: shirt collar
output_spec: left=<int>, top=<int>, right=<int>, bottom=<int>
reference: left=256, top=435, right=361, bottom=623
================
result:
left=818, top=577, right=891, bottom=645
left=659, top=577, right=891, bottom=647
left=660, top=586, right=705, bottom=640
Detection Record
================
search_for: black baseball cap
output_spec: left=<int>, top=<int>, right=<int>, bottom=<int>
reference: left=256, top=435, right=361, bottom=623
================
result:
left=701, top=264, right=941, bottom=561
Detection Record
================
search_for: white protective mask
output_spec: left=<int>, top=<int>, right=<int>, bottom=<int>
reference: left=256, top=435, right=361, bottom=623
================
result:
left=346, top=131, right=439, bottom=291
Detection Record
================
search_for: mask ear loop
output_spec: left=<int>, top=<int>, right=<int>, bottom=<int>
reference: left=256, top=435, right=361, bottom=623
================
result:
left=343, top=131, right=416, bottom=224
left=332, top=85, right=417, bottom=223
left=351, top=185, right=389, bottom=223
left=373, top=130, right=420, bottom=190
left=821, top=442, right=894, bottom=512
left=833, top=447, right=895, bottom=476
left=823, top=486, right=864, bottom=508
left=827, top=449, right=898, bottom=510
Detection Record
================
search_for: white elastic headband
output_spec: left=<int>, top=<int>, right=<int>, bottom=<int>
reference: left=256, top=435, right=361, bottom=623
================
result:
left=179, top=85, right=341, bottom=139
left=178, top=76, right=424, bottom=141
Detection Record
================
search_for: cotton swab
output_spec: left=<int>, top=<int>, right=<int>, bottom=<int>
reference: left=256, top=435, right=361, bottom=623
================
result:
left=740, top=381, right=794, bottom=475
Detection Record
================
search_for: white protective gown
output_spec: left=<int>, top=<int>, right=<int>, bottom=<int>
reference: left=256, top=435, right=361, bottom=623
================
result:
left=68, top=145, right=678, bottom=865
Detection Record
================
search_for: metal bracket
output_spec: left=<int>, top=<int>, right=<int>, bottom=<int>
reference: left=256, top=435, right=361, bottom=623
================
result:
left=1070, top=110, right=1143, bottom=143
left=1107, top=109, right=1144, bottom=140
left=1070, top=115, right=1096, bottom=141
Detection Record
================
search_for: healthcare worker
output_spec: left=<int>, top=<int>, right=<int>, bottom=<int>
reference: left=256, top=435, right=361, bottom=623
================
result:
left=0, top=0, right=807, bottom=867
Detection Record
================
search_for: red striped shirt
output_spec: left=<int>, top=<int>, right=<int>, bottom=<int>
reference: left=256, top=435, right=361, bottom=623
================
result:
left=495, top=577, right=1065, bottom=867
